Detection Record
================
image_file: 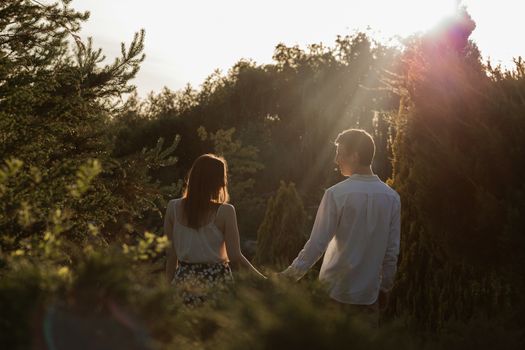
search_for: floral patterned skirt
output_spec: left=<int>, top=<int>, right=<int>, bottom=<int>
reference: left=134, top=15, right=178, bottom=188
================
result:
left=173, top=261, right=234, bottom=306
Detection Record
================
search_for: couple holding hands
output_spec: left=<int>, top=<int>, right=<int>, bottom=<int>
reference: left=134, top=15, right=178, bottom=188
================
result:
left=164, top=128, right=400, bottom=311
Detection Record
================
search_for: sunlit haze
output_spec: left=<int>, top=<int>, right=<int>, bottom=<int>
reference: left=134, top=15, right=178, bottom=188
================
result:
left=70, top=0, right=525, bottom=96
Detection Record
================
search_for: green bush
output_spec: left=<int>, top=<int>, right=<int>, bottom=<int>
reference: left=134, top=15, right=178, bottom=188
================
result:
left=2, top=239, right=525, bottom=349
left=0, top=248, right=410, bottom=349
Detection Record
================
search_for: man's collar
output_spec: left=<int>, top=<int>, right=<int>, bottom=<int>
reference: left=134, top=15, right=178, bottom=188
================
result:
left=348, top=174, right=380, bottom=182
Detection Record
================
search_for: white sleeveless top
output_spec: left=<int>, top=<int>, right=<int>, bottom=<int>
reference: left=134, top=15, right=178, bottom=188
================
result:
left=166, top=198, right=228, bottom=264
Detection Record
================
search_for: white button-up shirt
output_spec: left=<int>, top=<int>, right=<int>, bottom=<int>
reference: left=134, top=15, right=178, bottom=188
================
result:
left=284, top=174, right=401, bottom=305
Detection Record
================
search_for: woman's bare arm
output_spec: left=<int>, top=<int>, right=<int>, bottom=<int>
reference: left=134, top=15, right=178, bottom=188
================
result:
left=223, top=204, right=266, bottom=279
left=164, top=200, right=178, bottom=283
left=165, top=245, right=178, bottom=283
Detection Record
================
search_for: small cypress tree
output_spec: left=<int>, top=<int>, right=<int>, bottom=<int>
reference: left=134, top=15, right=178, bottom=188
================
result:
left=255, top=182, right=307, bottom=267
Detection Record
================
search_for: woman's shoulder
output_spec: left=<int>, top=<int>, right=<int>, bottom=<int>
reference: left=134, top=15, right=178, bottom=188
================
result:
left=168, top=197, right=183, bottom=205
left=217, top=202, right=235, bottom=217
left=166, top=198, right=184, bottom=212
left=220, top=202, right=234, bottom=210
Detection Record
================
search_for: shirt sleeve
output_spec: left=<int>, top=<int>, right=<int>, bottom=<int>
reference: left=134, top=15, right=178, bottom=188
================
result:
left=282, top=190, right=338, bottom=280
left=380, top=198, right=401, bottom=292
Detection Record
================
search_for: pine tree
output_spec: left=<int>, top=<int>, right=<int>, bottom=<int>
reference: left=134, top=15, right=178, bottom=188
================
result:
left=0, top=0, right=176, bottom=254
left=255, top=182, right=307, bottom=266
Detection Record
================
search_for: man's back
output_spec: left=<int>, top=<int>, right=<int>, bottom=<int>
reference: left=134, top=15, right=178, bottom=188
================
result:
left=320, top=174, right=400, bottom=304
left=287, top=174, right=400, bottom=305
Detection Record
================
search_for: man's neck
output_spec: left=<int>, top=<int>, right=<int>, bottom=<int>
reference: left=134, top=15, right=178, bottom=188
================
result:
left=350, top=166, right=374, bottom=176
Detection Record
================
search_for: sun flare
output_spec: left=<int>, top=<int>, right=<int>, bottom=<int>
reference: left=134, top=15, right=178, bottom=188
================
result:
left=384, top=0, right=459, bottom=36
left=70, top=0, right=520, bottom=95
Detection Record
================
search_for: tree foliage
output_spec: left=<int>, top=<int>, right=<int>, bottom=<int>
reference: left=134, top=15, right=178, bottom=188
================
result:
left=387, top=9, right=525, bottom=329
left=0, top=0, right=177, bottom=257
left=111, top=32, right=401, bottom=237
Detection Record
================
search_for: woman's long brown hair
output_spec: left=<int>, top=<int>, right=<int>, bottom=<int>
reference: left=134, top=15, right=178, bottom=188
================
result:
left=182, top=154, right=229, bottom=228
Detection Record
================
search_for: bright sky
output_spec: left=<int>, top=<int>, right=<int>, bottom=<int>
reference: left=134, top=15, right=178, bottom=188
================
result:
left=70, top=0, right=525, bottom=96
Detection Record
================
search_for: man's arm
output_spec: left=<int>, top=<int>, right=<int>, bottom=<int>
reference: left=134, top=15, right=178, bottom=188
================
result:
left=380, top=198, right=401, bottom=292
left=281, top=189, right=338, bottom=280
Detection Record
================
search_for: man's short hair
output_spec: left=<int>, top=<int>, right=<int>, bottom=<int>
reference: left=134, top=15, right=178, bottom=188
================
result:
left=335, top=129, right=376, bottom=166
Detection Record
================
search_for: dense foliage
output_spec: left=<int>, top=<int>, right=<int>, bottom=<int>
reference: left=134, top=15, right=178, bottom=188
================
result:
left=388, top=10, right=525, bottom=331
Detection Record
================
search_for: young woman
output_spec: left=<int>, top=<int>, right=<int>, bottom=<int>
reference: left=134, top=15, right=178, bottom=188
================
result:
left=164, top=154, right=265, bottom=305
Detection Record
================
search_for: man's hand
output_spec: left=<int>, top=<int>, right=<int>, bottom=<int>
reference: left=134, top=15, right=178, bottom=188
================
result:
left=278, top=266, right=302, bottom=282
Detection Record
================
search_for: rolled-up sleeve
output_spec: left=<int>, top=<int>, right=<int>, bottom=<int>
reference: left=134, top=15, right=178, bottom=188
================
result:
left=283, top=190, right=338, bottom=280
left=380, top=198, right=401, bottom=292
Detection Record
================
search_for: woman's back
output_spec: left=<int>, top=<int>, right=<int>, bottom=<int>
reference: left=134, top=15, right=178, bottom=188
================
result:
left=168, top=198, right=228, bottom=264
left=164, top=154, right=264, bottom=306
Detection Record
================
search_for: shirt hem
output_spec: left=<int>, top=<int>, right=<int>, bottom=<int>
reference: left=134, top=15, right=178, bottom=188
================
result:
left=329, top=292, right=379, bottom=306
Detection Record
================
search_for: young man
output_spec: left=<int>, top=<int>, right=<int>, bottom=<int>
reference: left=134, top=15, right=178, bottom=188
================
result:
left=281, top=129, right=401, bottom=309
